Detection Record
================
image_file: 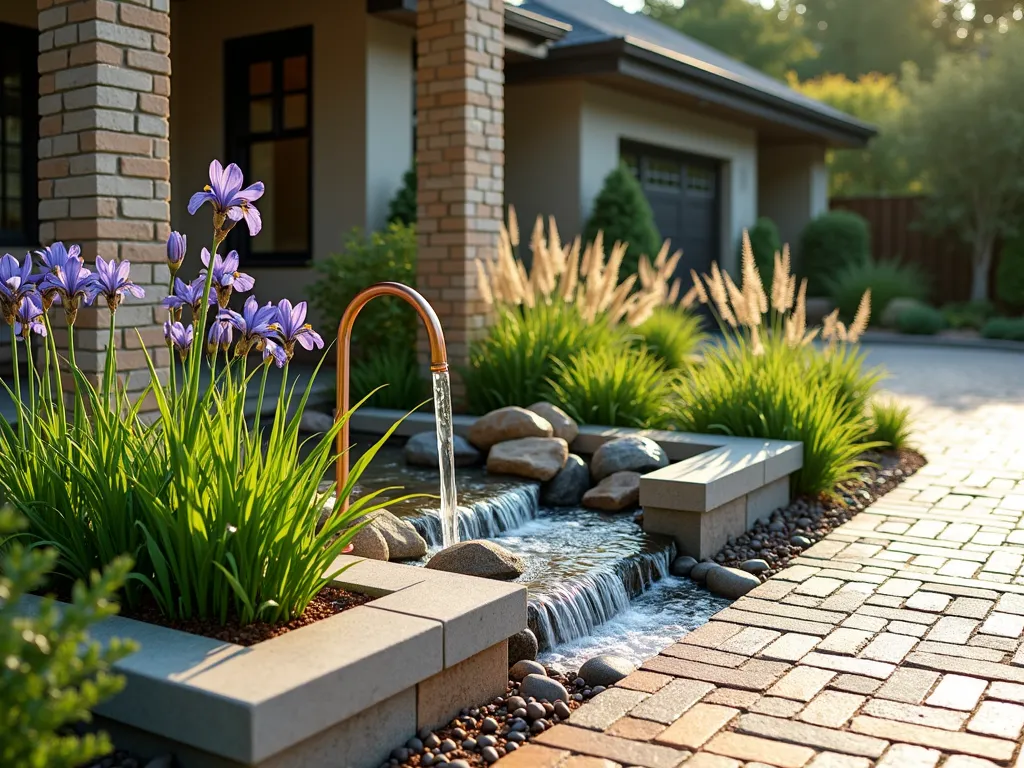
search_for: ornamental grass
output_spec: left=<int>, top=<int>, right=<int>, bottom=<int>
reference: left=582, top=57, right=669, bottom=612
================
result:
left=0, top=160, right=406, bottom=626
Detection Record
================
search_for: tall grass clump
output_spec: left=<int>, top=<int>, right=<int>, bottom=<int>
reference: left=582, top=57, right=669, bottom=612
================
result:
left=869, top=399, right=913, bottom=450
left=634, top=305, right=706, bottom=371
left=0, top=160, right=406, bottom=626
left=673, top=235, right=886, bottom=496
left=464, top=209, right=699, bottom=417
left=351, top=346, right=428, bottom=411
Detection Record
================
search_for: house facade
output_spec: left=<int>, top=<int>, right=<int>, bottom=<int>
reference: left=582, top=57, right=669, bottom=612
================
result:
left=0, top=0, right=872, bottom=390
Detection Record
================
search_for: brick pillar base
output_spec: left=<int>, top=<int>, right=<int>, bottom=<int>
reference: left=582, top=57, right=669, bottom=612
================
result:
left=416, top=0, right=504, bottom=398
left=38, top=0, right=171, bottom=402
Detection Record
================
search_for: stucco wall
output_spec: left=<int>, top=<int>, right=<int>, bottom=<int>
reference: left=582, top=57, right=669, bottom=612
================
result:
left=757, top=143, right=828, bottom=253
left=170, top=1, right=413, bottom=309
left=505, top=81, right=583, bottom=243
left=0, top=0, right=36, bottom=29
left=579, top=84, right=758, bottom=272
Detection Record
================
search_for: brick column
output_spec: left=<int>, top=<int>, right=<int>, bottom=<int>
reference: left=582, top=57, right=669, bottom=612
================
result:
left=416, top=0, right=504, bottom=382
left=37, top=0, right=170, bottom=398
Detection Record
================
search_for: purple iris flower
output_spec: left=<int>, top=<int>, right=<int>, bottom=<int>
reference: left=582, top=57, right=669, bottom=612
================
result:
left=94, top=256, right=146, bottom=313
left=162, top=276, right=216, bottom=321
left=200, top=248, right=255, bottom=308
left=166, top=231, right=187, bottom=274
left=13, top=296, right=47, bottom=340
left=0, top=253, right=36, bottom=325
left=42, top=259, right=96, bottom=326
left=33, top=243, right=82, bottom=309
left=262, top=339, right=288, bottom=368
left=220, top=296, right=278, bottom=357
left=275, top=299, right=323, bottom=360
left=164, top=320, right=194, bottom=361
left=206, top=319, right=234, bottom=356
left=187, top=160, right=264, bottom=237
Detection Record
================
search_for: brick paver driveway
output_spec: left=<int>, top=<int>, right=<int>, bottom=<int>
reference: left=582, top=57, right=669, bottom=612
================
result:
left=505, top=343, right=1024, bottom=768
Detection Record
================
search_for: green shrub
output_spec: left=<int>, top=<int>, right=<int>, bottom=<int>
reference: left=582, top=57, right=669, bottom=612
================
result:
left=897, top=303, right=947, bottom=335
left=981, top=316, right=1024, bottom=341
left=742, top=217, right=782, bottom=284
left=583, top=164, right=662, bottom=277
left=0, top=508, right=136, bottom=768
left=869, top=399, right=913, bottom=450
left=673, top=335, right=881, bottom=496
left=996, top=236, right=1024, bottom=311
left=351, top=346, right=429, bottom=411
left=387, top=165, right=417, bottom=226
left=462, top=304, right=625, bottom=415
left=548, top=346, right=675, bottom=428
left=941, top=300, right=996, bottom=330
left=827, top=258, right=927, bottom=322
left=633, top=306, right=706, bottom=371
left=308, top=223, right=418, bottom=357
left=799, top=210, right=871, bottom=295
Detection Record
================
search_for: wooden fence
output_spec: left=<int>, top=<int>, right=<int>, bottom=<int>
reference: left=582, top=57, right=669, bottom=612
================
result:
left=829, top=196, right=989, bottom=306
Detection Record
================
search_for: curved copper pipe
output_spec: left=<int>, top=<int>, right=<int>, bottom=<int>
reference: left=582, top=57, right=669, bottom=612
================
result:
left=335, top=282, right=449, bottom=516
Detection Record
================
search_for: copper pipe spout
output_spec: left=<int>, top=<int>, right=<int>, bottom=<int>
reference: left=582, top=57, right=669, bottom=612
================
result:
left=334, top=282, right=449, bottom=515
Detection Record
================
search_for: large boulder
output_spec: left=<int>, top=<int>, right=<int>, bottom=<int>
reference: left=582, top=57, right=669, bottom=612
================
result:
left=520, top=673, right=569, bottom=703
left=358, top=510, right=427, bottom=560
left=670, top=556, right=698, bottom=577
left=425, top=540, right=525, bottom=580
left=690, top=561, right=720, bottom=584
left=540, top=454, right=590, bottom=507
left=487, top=437, right=568, bottom=481
left=582, top=471, right=641, bottom=511
left=528, top=402, right=579, bottom=444
left=467, top=406, right=553, bottom=451
left=578, top=655, right=634, bottom=687
left=348, top=525, right=389, bottom=561
left=706, top=566, right=760, bottom=599
left=404, top=431, right=481, bottom=468
left=590, top=436, right=668, bottom=482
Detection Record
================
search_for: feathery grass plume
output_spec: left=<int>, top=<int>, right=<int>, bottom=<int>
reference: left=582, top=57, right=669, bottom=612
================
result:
left=771, top=246, right=793, bottom=312
left=690, top=269, right=709, bottom=304
left=741, top=231, right=768, bottom=318
left=848, top=289, right=871, bottom=343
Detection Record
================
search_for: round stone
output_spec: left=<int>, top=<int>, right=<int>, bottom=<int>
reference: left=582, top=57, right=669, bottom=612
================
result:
left=423, top=733, right=441, bottom=749
left=690, top=561, right=720, bottom=583
left=482, top=746, right=500, bottom=764
left=508, top=628, right=539, bottom=666
left=425, top=540, right=526, bottom=580
left=520, top=673, right=569, bottom=703
left=506, top=696, right=527, bottom=712
left=791, top=535, right=811, bottom=548
left=477, top=735, right=497, bottom=748
left=740, top=558, right=770, bottom=574
left=391, top=748, right=410, bottom=761
left=507, top=731, right=527, bottom=743
left=578, top=655, right=634, bottom=687
left=439, top=739, right=457, bottom=753
left=510, top=659, right=546, bottom=681
left=405, top=431, right=481, bottom=468
left=467, top=406, right=554, bottom=450
left=506, top=742, right=518, bottom=753
left=481, top=717, right=499, bottom=733
left=347, top=525, right=390, bottom=561
left=590, top=435, right=668, bottom=481
left=526, top=702, right=547, bottom=720
left=541, top=454, right=590, bottom=507
left=706, top=566, right=760, bottom=599
left=553, top=701, right=571, bottom=720
left=449, top=761, right=471, bottom=768
left=452, top=728, right=466, bottom=740
left=461, top=739, right=476, bottom=751
left=670, top=555, right=698, bottom=577
left=406, top=737, right=423, bottom=752
left=528, top=402, right=579, bottom=443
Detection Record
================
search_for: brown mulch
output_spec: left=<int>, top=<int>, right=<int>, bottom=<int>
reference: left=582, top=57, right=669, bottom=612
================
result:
left=119, top=585, right=372, bottom=646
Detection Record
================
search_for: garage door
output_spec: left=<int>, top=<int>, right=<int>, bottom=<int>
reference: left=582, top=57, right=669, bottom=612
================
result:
left=621, top=142, right=720, bottom=282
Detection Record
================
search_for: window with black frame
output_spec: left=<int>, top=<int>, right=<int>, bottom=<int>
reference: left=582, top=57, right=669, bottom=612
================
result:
left=224, top=26, right=312, bottom=266
left=0, top=23, right=37, bottom=247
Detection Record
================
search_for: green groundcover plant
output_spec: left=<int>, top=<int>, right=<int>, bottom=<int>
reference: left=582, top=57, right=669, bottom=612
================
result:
left=674, top=246, right=886, bottom=496
left=0, top=160, right=406, bottom=626
left=0, top=507, right=135, bottom=768
left=869, top=399, right=913, bottom=450
left=827, top=258, right=928, bottom=322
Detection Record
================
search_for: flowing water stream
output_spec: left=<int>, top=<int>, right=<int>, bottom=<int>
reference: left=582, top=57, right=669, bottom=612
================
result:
left=430, top=370, right=459, bottom=549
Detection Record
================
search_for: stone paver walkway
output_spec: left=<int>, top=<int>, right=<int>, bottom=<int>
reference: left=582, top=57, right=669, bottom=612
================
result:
left=503, top=344, right=1024, bottom=768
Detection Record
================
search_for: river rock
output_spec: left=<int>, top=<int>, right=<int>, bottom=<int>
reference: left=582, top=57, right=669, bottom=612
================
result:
left=706, top=566, right=760, bottom=599
left=528, top=402, right=579, bottom=444
left=582, top=471, right=641, bottom=511
left=578, top=655, right=634, bottom=687
left=487, top=437, right=568, bottom=481
left=404, top=431, right=481, bottom=468
left=425, top=540, right=525, bottom=580
left=467, top=406, right=553, bottom=450
left=299, top=409, right=335, bottom=434
left=348, top=525, right=389, bottom=561
left=541, top=454, right=590, bottom=506
left=520, top=673, right=569, bottom=703
left=358, top=509, right=427, bottom=560
left=740, top=558, right=770, bottom=574
left=590, top=436, right=668, bottom=481
left=508, top=628, right=539, bottom=666
left=670, top=555, right=698, bottom=577
left=510, top=659, right=546, bottom=681
left=690, top=561, right=720, bottom=583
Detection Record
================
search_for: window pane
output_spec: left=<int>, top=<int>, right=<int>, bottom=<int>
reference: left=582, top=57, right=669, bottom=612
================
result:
left=249, top=138, right=309, bottom=254
left=5, top=146, right=20, bottom=173
left=686, top=167, right=715, bottom=197
left=249, top=61, right=272, bottom=96
left=250, top=98, right=273, bottom=133
left=283, top=55, right=307, bottom=91
left=5, top=172, right=19, bottom=196
left=621, top=153, right=640, bottom=179
left=4, top=116, right=21, bottom=144
left=644, top=157, right=681, bottom=190
left=283, top=93, right=306, bottom=129
left=3, top=199, right=21, bottom=231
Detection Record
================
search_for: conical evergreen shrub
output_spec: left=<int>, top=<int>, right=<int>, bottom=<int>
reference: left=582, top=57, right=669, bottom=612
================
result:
left=584, top=164, right=662, bottom=277
left=387, top=165, right=417, bottom=226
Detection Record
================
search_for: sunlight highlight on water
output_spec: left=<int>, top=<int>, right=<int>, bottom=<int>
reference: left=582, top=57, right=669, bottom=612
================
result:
left=431, top=370, right=460, bottom=549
